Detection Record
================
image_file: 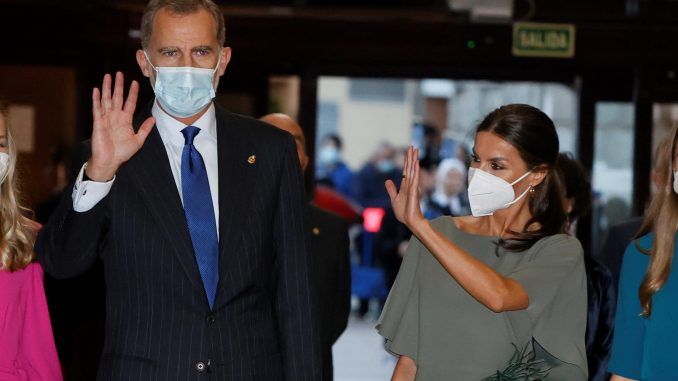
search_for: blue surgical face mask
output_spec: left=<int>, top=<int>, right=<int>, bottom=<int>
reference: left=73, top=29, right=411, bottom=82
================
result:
left=318, top=146, right=340, bottom=166
left=144, top=51, right=220, bottom=118
left=377, top=159, right=395, bottom=173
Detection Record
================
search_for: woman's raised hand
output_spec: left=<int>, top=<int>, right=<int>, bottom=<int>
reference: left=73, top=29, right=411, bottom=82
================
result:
left=385, top=146, right=425, bottom=229
left=87, top=72, right=155, bottom=181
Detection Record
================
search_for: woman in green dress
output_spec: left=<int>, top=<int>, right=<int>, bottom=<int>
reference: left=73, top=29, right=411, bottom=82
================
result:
left=377, top=104, right=588, bottom=380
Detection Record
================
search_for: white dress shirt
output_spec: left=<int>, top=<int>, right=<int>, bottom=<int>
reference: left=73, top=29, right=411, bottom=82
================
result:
left=72, top=101, right=220, bottom=232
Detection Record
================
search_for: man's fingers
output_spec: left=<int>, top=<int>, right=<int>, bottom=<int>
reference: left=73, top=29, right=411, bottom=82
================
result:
left=92, top=88, right=102, bottom=122
left=112, top=72, right=125, bottom=110
left=101, top=74, right=112, bottom=112
left=135, top=117, right=156, bottom=146
left=124, top=80, right=139, bottom=114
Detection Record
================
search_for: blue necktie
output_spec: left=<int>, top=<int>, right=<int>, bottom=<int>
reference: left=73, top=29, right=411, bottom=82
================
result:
left=181, top=126, right=219, bottom=309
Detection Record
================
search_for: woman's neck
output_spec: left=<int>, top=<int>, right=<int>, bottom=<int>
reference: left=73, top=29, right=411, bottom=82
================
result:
left=480, top=200, right=534, bottom=237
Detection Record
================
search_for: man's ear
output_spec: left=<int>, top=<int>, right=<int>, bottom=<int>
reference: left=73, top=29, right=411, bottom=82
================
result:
left=217, top=47, right=232, bottom=77
left=136, top=49, right=152, bottom=78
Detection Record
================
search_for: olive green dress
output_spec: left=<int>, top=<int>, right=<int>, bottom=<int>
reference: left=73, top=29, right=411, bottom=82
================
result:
left=376, top=217, right=588, bottom=380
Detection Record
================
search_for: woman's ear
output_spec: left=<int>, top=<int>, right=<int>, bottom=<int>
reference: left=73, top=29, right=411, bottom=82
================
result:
left=529, top=165, right=549, bottom=187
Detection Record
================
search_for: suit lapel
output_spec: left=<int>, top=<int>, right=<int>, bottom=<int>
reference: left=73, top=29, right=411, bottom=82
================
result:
left=126, top=103, right=207, bottom=304
left=214, top=109, right=258, bottom=308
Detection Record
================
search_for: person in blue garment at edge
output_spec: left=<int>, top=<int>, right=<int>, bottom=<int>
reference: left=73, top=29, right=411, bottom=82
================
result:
left=608, top=123, right=678, bottom=381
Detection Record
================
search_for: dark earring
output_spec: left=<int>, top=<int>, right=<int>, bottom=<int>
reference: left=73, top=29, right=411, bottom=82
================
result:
left=529, top=186, right=535, bottom=195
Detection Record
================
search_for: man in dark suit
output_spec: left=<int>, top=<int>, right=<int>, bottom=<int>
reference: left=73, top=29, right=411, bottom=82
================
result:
left=260, top=113, right=351, bottom=381
left=35, top=1, right=320, bottom=380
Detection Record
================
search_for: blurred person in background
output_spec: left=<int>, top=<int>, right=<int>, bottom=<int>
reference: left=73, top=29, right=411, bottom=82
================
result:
left=352, top=142, right=402, bottom=209
left=316, top=133, right=353, bottom=198
left=0, top=100, right=62, bottom=380
left=36, top=144, right=106, bottom=380
left=608, top=124, right=678, bottom=381
left=35, top=145, right=71, bottom=224
left=260, top=113, right=351, bottom=381
left=352, top=142, right=403, bottom=317
left=417, top=164, right=437, bottom=219
left=37, top=147, right=105, bottom=380
left=556, top=152, right=615, bottom=381
left=425, top=157, right=470, bottom=219
left=417, top=123, right=442, bottom=170
left=598, top=136, right=672, bottom=291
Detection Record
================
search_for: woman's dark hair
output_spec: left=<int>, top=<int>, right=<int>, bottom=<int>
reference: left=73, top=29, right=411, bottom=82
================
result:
left=555, top=152, right=592, bottom=222
left=476, top=104, right=567, bottom=252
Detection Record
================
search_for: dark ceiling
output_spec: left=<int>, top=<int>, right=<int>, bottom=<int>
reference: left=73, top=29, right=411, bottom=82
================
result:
left=2, top=0, right=678, bottom=24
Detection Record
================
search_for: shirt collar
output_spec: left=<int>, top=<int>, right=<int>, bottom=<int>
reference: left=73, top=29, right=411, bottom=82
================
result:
left=152, top=100, right=217, bottom=146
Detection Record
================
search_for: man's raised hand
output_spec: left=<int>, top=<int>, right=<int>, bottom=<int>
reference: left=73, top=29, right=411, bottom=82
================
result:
left=86, top=72, right=155, bottom=181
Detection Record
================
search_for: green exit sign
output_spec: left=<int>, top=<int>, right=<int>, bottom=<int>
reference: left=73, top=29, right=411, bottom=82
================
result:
left=513, top=22, right=576, bottom=58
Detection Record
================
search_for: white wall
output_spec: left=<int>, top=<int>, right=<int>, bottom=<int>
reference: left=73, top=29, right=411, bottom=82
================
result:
left=318, top=77, right=417, bottom=169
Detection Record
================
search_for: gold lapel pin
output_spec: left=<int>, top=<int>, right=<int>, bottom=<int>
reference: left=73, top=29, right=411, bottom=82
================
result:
left=312, top=227, right=320, bottom=235
left=247, top=155, right=256, bottom=164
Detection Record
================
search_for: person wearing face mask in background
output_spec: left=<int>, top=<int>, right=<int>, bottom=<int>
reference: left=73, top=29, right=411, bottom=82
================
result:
left=35, top=1, right=321, bottom=380
left=424, top=157, right=471, bottom=219
left=377, top=104, right=588, bottom=380
left=260, top=114, right=351, bottom=381
left=351, top=142, right=404, bottom=318
left=352, top=142, right=403, bottom=209
left=316, top=134, right=354, bottom=199
left=0, top=100, right=62, bottom=380
left=608, top=124, right=678, bottom=381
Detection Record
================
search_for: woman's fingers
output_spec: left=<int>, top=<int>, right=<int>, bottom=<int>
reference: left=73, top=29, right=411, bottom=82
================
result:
left=409, top=148, right=418, bottom=181
left=402, top=146, right=411, bottom=178
left=412, top=159, right=420, bottom=198
left=406, top=158, right=420, bottom=206
left=385, top=179, right=398, bottom=204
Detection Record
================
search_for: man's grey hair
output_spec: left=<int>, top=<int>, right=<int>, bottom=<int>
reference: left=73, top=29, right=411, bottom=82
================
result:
left=140, top=0, right=226, bottom=49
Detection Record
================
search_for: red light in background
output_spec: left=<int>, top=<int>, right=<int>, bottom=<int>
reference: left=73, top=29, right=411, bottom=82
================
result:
left=363, top=208, right=385, bottom=233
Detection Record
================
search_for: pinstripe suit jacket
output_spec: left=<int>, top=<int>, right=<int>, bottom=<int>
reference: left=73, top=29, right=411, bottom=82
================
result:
left=36, top=103, right=322, bottom=381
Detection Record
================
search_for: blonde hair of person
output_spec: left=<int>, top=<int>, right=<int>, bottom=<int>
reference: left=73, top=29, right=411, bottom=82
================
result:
left=635, top=124, right=678, bottom=316
left=0, top=101, right=36, bottom=272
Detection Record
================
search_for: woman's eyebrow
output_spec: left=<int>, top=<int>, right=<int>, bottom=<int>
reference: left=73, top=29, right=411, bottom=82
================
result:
left=472, top=149, right=508, bottom=162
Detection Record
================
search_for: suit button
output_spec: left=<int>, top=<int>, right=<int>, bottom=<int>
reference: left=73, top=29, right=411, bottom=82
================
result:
left=207, top=315, right=216, bottom=325
left=196, top=361, right=206, bottom=372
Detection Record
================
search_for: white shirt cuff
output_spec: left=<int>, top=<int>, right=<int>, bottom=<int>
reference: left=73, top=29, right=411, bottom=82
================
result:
left=71, top=164, right=115, bottom=212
